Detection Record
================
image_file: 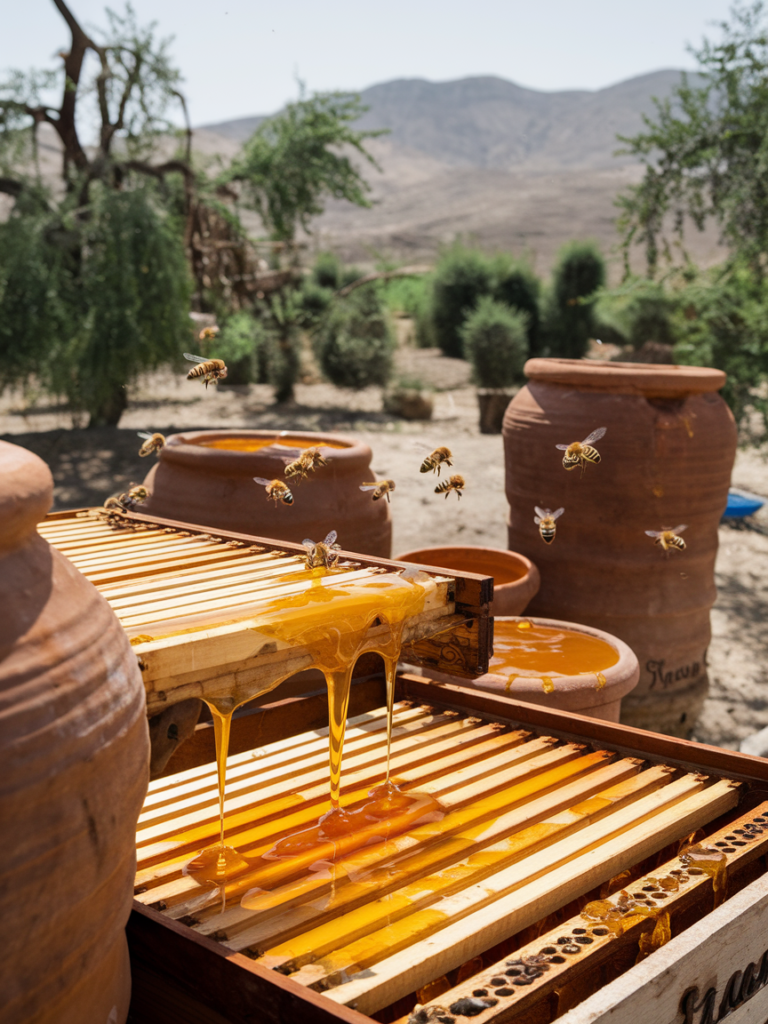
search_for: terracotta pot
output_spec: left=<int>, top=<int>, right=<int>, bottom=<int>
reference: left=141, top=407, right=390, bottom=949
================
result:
left=503, top=358, right=737, bottom=737
left=421, top=616, right=639, bottom=722
left=0, top=440, right=149, bottom=1024
left=395, top=545, right=540, bottom=616
left=141, top=429, right=392, bottom=557
left=477, top=389, right=513, bottom=434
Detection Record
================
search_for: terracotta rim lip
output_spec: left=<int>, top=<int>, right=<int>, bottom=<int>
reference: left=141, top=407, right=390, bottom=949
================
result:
left=395, top=545, right=536, bottom=591
left=524, top=357, right=726, bottom=395
left=485, top=615, right=639, bottom=693
left=157, top=429, right=371, bottom=471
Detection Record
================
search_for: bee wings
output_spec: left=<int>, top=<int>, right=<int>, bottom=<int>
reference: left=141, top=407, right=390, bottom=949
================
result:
left=253, top=477, right=273, bottom=486
left=551, top=507, right=565, bottom=520
left=583, top=426, right=607, bottom=445
left=324, top=530, right=338, bottom=546
left=534, top=506, right=564, bottom=523
left=137, top=431, right=154, bottom=440
left=183, top=352, right=208, bottom=364
left=360, top=483, right=379, bottom=492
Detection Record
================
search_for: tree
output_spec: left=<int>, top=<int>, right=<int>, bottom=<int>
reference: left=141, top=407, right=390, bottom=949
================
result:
left=0, top=0, right=192, bottom=425
left=617, top=1, right=768, bottom=279
left=542, top=241, right=606, bottom=359
left=224, top=92, right=384, bottom=243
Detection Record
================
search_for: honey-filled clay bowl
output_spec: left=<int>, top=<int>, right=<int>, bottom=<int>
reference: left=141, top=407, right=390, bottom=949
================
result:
left=395, top=546, right=540, bottom=617
left=423, top=616, right=639, bottom=722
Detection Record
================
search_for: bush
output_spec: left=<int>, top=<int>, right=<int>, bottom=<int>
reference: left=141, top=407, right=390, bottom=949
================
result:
left=543, top=241, right=606, bottom=359
left=460, top=297, right=529, bottom=389
left=490, top=256, right=541, bottom=354
left=312, top=251, right=342, bottom=290
left=313, top=287, right=395, bottom=389
left=431, top=246, right=495, bottom=358
left=211, top=312, right=264, bottom=384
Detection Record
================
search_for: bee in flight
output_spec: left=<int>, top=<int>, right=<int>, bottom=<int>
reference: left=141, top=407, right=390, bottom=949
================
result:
left=303, top=530, right=341, bottom=570
left=137, top=431, right=166, bottom=457
left=184, top=353, right=228, bottom=388
left=556, top=427, right=607, bottom=474
left=416, top=444, right=454, bottom=477
left=360, top=479, right=396, bottom=503
left=534, top=506, right=564, bottom=544
left=253, top=476, right=294, bottom=506
left=646, top=525, right=688, bottom=554
left=283, top=446, right=329, bottom=481
left=198, top=325, right=220, bottom=341
left=434, top=474, right=465, bottom=499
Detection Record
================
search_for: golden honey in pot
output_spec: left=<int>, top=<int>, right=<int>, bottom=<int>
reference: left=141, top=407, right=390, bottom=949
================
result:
left=491, top=620, right=619, bottom=693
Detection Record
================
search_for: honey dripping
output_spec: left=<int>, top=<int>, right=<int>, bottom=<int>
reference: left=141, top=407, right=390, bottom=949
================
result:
left=185, top=571, right=428, bottom=887
left=680, top=844, right=728, bottom=906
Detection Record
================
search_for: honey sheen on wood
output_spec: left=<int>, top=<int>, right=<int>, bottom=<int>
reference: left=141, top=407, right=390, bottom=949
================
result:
left=491, top=620, right=619, bottom=692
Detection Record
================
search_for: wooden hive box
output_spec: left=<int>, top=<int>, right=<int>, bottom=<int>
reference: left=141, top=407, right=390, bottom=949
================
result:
left=125, top=674, right=768, bottom=1024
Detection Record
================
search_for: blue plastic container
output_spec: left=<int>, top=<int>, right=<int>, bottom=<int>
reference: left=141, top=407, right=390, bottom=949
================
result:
left=723, top=488, right=765, bottom=519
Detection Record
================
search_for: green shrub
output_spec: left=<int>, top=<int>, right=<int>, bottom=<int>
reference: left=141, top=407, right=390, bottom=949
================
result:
left=297, top=279, right=334, bottom=326
left=431, top=246, right=495, bottom=358
left=543, top=241, right=606, bottom=359
left=312, top=251, right=342, bottom=290
left=460, top=297, right=529, bottom=388
left=211, top=312, right=264, bottom=384
left=490, top=256, right=541, bottom=354
left=313, top=287, right=395, bottom=389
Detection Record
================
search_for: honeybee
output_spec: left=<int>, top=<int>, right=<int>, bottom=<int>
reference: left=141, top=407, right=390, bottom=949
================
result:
left=534, top=506, right=564, bottom=544
left=645, top=525, right=688, bottom=554
left=137, top=431, right=166, bottom=457
left=417, top=445, right=454, bottom=477
left=556, top=427, right=607, bottom=473
left=434, top=474, right=465, bottom=499
left=198, top=325, right=220, bottom=341
left=184, top=353, right=228, bottom=387
left=360, top=479, right=396, bottom=503
left=283, top=446, right=328, bottom=481
left=126, top=485, right=149, bottom=504
left=253, top=476, right=294, bottom=506
left=105, top=485, right=149, bottom=512
left=303, top=530, right=341, bottom=569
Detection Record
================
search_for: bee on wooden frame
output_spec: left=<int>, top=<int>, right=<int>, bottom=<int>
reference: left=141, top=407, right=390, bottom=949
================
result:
left=360, top=479, right=396, bottom=503
left=137, top=431, right=166, bottom=457
left=534, top=506, right=564, bottom=544
left=645, top=525, right=688, bottom=554
left=184, top=353, right=228, bottom=388
left=253, top=477, right=294, bottom=506
left=303, top=530, right=341, bottom=570
left=556, top=427, right=606, bottom=474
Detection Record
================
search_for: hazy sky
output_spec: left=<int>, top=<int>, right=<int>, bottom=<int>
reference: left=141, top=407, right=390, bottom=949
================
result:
left=2, top=0, right=738, bottom=125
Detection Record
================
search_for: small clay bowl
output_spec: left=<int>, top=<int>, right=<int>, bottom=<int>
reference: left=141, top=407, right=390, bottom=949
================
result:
left=423, top=615, right=640, bottom=723
left=395, top=545, right=540, bottom=616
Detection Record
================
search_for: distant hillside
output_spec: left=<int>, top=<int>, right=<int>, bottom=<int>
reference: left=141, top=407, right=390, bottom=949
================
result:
left=200, top=69, right=704, bottom=171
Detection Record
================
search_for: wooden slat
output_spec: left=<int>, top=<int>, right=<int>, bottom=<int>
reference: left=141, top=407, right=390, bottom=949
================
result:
left=320, top=780, right=739, bottom=1013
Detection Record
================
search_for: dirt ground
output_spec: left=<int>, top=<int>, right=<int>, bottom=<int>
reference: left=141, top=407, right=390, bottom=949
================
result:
left=2, top=346, right=766, bottom=750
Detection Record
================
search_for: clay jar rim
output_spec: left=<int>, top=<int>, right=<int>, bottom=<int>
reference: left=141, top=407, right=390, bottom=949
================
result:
left=395, top=544, right=538, bottom=592
left=524, top=357, right=726, bottom=398
left=154, top=429, right=372, bottom=476
left=482, top=615, right=640, bottom=707
left=0, top=440, right=53, bottom=555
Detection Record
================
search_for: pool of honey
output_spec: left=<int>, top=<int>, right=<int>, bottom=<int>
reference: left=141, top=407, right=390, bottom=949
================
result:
left=188, top=570, right=429, bottom=884
left=491, top=620, right=619, bottom=678
left=196, top=436, right=350, bottom=453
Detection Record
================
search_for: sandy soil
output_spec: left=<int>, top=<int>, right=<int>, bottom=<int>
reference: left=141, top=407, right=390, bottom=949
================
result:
left=2, top=347, right=766, bottom=750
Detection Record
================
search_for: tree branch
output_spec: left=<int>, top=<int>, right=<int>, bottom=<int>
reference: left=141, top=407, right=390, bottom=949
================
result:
left=51, top=0, right=98, bottom=174
left=121, top=158, right=194, bottom=183
left=337, top=265, right=433, bottom=298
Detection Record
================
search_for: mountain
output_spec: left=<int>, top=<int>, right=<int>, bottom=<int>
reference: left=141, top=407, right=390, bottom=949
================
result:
left=200, top=69, right=705, bottom=171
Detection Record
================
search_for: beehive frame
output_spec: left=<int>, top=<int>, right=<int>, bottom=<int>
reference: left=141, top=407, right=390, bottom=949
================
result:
left=126, top=675, right=768, bottom=1024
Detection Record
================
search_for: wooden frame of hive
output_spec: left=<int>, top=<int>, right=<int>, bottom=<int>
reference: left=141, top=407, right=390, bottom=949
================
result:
left=38, top=508, right=494, bottom=718
left=126, top=675, right=768, bottom=1024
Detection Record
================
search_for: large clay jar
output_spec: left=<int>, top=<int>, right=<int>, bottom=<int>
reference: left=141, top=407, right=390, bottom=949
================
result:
left=503, top=358, right=737, bottom=737
left=0, top=441, right=149, bottom=1024
left=396, top=545, right=540, bottom=616
left=141, top=429, right=392, bottom=557
left=423, top=616, right=640, bottom=723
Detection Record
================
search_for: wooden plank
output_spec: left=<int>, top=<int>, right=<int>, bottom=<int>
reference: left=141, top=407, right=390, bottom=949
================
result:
left=397, top=674, right=768, bottom=785
left=559, top=870, right=768, bottom=1024
left=413, top=800, right=768, bottom=1024
left=320, top=780, right=739, bottom=1013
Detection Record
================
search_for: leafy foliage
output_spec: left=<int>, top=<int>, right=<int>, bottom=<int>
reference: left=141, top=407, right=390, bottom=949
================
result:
left=211, top=311, right=265, bottom=385
left=491, top=256, right=541, bottom=354
left=617, top=2, right=768, bottom=278
left=542, top=240, right=606, bottom=359
left=431, top=246, right=496, bottom=358
left=225, top=93, right=384, bottom=242
left=313, top=287, right=395, bottom=389
left=460, top=296, right=528, bottom=388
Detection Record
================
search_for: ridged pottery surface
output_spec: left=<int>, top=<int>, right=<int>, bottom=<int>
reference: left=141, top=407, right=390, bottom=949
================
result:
left=0, top=441, right=149, bottom=1024
left=422, top=616, right=639, bottom=722
left=141, top=429, right=392, bottom=557
left=503, top=358, right=737, bottom=737
left=395, top=545, right=540, bottom=616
